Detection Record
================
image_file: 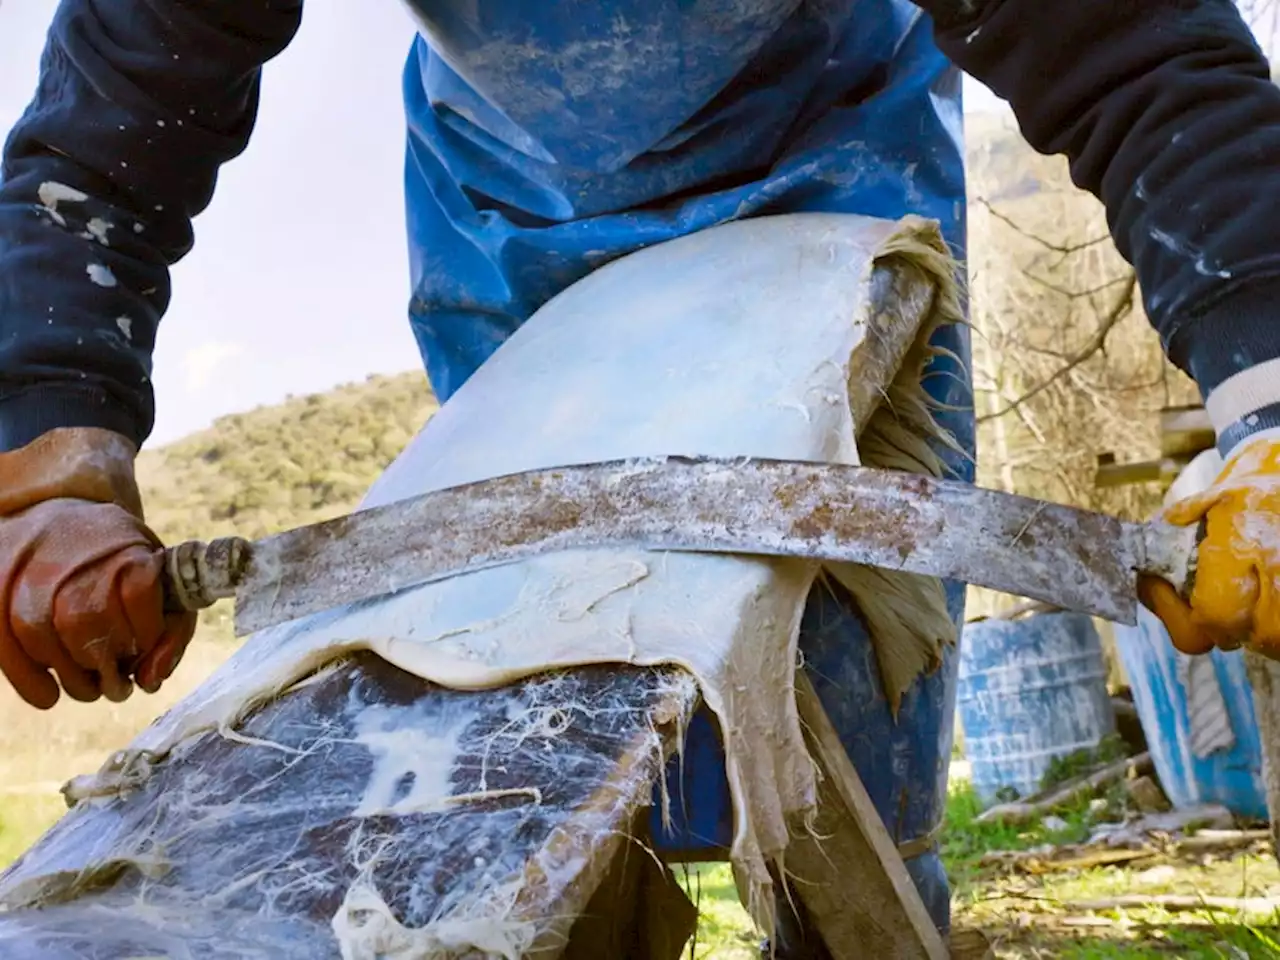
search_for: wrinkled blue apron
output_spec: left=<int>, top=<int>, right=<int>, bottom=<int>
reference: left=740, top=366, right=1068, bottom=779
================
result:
left=400, top=0, right=973, bottom=933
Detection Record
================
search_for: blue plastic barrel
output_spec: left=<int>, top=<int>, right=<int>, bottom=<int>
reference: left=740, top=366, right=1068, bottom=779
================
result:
left=1113, top=606, right=1268, bottom=820
left=957, top=611, right=1116, bottom=805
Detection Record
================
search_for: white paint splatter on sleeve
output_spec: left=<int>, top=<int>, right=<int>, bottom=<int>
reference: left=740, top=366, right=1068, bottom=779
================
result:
left=116, top=317, right=133, bottom=341
left=1150, top=226, right=1233, bottom=280
left=37, top=182, right=88, bottom=209
left=81, top=218, right=113, bottom=246
left=86, top=264, right=118, bottom=288
left=36, top=181, right=88, bottom=226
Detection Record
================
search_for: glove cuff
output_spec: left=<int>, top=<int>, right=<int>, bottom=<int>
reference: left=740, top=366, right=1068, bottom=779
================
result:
left=1207, top=359, right=1280, bottom=459
left=0, top=428, right=142, bottom=519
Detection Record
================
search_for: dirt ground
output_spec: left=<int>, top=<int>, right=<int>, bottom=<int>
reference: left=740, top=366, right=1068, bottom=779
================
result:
left=678, top=791, right=1280, bottom=959
left=956, top=846, right=1280, bottom=958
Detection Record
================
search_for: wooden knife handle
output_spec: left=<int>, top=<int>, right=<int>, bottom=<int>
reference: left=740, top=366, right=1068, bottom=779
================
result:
left=161, top=537, right=253, bottom=614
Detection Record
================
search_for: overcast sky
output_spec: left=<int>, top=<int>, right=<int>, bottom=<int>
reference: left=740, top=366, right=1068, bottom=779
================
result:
left=1, top=2, right=1005, bottom=446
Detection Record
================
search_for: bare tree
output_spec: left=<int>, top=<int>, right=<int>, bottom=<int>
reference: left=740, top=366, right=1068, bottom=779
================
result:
left=966, top=11, right=1280, bottom=819
left=967, top=0, right=1279, bottom=520
left=963, top=113, right=1200, bottom=617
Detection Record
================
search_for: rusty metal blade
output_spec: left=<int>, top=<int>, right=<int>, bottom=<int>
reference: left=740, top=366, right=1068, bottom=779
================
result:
left=233, top=457, right=1147, bottom=636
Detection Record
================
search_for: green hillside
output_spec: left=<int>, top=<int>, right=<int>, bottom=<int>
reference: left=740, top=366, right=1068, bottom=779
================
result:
left=131, top=370, right=438, bottom=639
left=136, top=371, right=438, bottom=545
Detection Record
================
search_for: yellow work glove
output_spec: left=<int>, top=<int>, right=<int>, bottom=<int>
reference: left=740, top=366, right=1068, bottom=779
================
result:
left=1138, top=433, right=1280, bottom=659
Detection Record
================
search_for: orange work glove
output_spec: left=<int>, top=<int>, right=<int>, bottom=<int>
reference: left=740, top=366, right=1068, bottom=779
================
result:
left=1138, top=434, right=1280, bottom=660
left=0, top=428, right=196, bottom=708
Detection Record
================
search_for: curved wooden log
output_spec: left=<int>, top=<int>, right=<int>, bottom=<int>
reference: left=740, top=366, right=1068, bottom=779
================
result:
left=0, top=654, right=697, bottom=959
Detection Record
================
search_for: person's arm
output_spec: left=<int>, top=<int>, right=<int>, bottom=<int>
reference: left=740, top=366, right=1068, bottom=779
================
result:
left=0, top=0, right=303, bottom=707
left=915, top=0, right=1280, bottom=656
left=0, top=0, right=303, bottom=452
left=918, top=0, right=1280, bottom=453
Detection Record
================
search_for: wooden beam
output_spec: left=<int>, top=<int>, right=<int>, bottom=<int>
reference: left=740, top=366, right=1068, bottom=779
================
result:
left=1094, top=456, right=1192, bottom=489
left=1244, top=652, right=1280, bottom=861
left=560, top=814, right=698, bottom=960
left=1158, top=405, right=1215, bottom=460
left=1159, top=405, right=1212, bottom=437
left=516, top=670, right=702, bottom=957
left=1094, top=404, right=1216, bottom=489
left=784, top=672, right=950, bottom=960
left=849, top=258, right=939, bottom=435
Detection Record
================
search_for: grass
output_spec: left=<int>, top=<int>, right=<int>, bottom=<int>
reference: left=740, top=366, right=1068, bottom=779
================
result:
left=1036, top=735, right=1131, bottom=795
left=943, top=777, right=1109, bottom=893
left=0, top=631, right=240, bottom=864
left=665, top=779, right=1280, bottom=959
left=678, top=864, right=762, bottom=959
left=943, top=778, right=1280, bottom=959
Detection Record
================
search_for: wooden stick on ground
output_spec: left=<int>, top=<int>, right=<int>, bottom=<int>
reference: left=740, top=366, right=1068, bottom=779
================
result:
left=1175, top=829, right=1272, bottom=853
left=975, top=753, right=1153, bottom=826
left=1064, top=894, right=1280, bottom=915
left=978, top=847, right=1155, bottom=874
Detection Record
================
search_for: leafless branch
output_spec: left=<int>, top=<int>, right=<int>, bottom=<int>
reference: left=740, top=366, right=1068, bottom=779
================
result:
left=975, top=198, right=1111, bottom=257
left=1020, top=271, right=1131, bottom=302
left=977, top=272, right=1138, bottom=424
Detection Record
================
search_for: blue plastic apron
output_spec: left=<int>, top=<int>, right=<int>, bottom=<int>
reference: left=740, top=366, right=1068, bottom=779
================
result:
left=399, top=0, right=973, bottom=934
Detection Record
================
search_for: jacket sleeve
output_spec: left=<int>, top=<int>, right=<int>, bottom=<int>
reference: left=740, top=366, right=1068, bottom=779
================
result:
left=0, top=0, right=303, bottom=452
left=917, top=0, right=1280, bottom=456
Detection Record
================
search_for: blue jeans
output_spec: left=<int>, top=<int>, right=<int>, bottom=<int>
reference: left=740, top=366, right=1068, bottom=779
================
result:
left=399, top=0, right=973, bottom=933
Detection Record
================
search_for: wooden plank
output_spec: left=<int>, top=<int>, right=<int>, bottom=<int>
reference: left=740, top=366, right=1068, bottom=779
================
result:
left=1244, top=652, right=1280, bottom=859
left=1094, top=403, right=1216, bottom=489
left=1160, top=404, right=1212, bottom=436
left=560, top=814, right=698, bottom=960
left=849, top=258, right=939, bottom=434
left=785, top=671, right=950, bottom=960
left=514, top=672, right=700, bottom=957
left=1159, top=405, right=1215, bottom=460
left=1094, top=456, right=1191, bottom=488
left=1095, top=404, right=1213, bottom=491
left=774, top=256, right=957, bottom=959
